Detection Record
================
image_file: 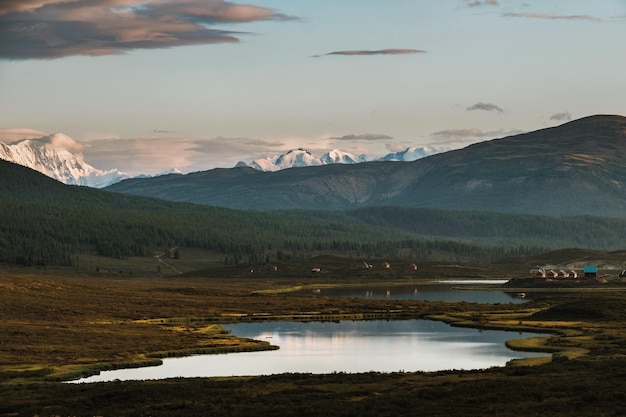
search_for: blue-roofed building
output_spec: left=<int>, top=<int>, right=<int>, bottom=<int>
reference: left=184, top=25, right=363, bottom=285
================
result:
left=583, top=265, right=598, bottom=279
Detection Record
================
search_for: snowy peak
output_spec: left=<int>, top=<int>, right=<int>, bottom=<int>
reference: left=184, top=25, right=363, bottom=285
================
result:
left=377, top=146, right=445, bottom=162
left=321, top=149, right=366, bottom=165
left=242, top=148, right=364, bottom=172
left=275, top=148, right=322, bottom=169
left=0, top=133, right=128, bottom=188
left=240, top=146, right=445, bottom=171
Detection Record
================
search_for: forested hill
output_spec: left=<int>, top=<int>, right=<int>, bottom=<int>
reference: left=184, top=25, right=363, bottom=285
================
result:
left=0, top=160, right=423, bottom=266
left=3, top=159, right=626, bottom=269
left=106, top=115, right=626, bottom=217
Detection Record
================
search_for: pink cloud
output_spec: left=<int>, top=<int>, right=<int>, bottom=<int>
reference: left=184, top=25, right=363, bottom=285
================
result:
left=0, top=0, right=296, bottom=59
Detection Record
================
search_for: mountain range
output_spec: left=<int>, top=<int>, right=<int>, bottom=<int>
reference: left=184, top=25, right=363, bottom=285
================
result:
left=0, top=133, right=128, bottom=188
left=237, top=146, right=445, bottom=171
left=106, top=115, right=626, bottom=218
left=4, top=153, right=626, bottom=269
left=0, top=132, right=446, bottom=187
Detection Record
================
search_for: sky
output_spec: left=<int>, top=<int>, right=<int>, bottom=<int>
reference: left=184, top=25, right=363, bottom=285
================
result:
left=0, top=0, right=625, bottom=175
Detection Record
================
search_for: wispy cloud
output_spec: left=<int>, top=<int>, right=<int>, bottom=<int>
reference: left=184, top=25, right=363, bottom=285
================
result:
left=432, top=128, right=525, bottom=143
left=0, top=0, right=296, bottom=60
left=550, top=112, right=572, bottom=122
left=467, top=102, right=504, bottom=113
left=81, top=135, right=289, bottom=175
left=464, top=0, right=499, bottom=7
left=0, top=128, right=49, bottom=143
left=331, top=133, right=393, bottom=141
left=432, top=128, right=486, bottom=140
left=503, top=12, right=603, bottom=22
left=314, top=49, right=426, bottom=58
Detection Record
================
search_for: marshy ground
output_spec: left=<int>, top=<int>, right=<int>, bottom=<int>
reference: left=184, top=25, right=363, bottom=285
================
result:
left=3, top=255, right=626, bottom=416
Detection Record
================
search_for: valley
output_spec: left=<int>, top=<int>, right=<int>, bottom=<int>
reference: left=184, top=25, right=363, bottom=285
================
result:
left=3, top=253, right=626, bottom=416
left=4, top=0, right=625, bottom=413
left=2, top=115, right=626, bottom=415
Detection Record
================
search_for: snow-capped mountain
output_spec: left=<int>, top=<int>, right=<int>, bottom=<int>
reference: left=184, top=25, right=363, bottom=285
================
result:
left=242, top=148, right=365, bottom=172
left=0, top=133, right=128, bottom=188
left=320, top=149, right=366, bottom=165
left=275, top=148, right=323, bottom=169
left=239, top=146, right=445, bottom=171
left=377, top=146, right=447, bottom=162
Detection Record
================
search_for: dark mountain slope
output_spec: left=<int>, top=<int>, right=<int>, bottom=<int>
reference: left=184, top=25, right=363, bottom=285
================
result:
left=105, top=115, right=626, bottom=217
left=391, top=114, right=626, bottom=216
left=106, top=162, right=408, bottom=210
left=0, top=160, right=425, bottom=265
left=5, top=158, right=626, bottom=268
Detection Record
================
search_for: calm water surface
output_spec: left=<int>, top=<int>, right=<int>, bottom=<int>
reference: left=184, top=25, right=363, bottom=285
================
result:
left=72, top=320, right=546, bottom=383
left=300, top=280, right=528, bottom=304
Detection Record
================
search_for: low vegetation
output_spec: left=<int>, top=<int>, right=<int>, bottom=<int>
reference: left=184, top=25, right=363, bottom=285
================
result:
left=4, top=160, right=626, bottom=415
left=3, top=252, right=626, bottom=416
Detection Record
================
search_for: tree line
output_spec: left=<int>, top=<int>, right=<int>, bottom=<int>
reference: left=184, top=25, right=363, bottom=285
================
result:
left=1, top=160, right=623, bottom=267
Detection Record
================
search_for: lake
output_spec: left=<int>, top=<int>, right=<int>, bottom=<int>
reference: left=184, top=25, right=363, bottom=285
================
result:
left=71, top=319, right=546, bottom=383
left=297, top=280, right=530, bottom=303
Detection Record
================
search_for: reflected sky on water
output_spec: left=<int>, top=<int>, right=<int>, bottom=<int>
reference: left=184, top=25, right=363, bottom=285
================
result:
left=300, top=282, right=529, bottom=304
left=72, top=320, right=546, bottom=383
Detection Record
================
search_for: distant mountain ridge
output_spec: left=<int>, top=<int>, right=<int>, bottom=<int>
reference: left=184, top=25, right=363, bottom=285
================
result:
left=106, top=115, right=626, bottom=218
left=237, top=146, right=444, bottom=171
left=0, top=133, right=127, bottom=188
left=5, top=156, right=626, bottom=269
left=1, top=130, right=446, bottom=184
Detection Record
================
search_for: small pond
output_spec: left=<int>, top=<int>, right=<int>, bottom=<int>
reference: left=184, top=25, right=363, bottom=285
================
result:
left=72, top=319, right=546, bottom=383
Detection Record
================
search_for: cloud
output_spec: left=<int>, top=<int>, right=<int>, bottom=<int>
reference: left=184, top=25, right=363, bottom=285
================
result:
left=432, top=128, right=486, bottom=140
left=0, top=0, right=296, bottom=60
left=82, top=135, right=291, bottom=175
left=385, top=143, right=410, bottom=152
left=550, top=112, right=572, bottom=122
left=431, top=128, right=525, bottom=143
left=0, top=129, right=85, bottom=150
left=44, top=132, right=85, bottom=152
left=331, top=133, right=394, bottom=141
left=314, top=49, right=426, bottom=58
left=0, top=1, right=64, bottom=16
left=0, top=128, right=49, bottom=143
left=467, top=102, right=504, bottom=113
left=464, top=0, right=499, bottom=7
left=503, top=12, right=602, bottom=22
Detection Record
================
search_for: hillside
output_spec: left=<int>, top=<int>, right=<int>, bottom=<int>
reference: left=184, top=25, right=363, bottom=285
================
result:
left=0, top=160, right=525, bottom=268
left=106, top=115, right=626, bottom=217
left=4, top=158, right=626, bottom=270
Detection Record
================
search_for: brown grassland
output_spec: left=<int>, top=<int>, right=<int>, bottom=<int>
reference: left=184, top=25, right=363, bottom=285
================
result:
left=3, top=254, right=626, bottom=416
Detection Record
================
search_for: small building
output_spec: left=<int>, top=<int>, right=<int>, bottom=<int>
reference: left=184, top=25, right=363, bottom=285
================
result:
left=568, top=270, right=578, bottom=279
left=546, top=270, right=558, bottom=279
left=381, top=262, right=390, bottom=269
left=311, top=267, right=321, bottom=273
left=583, top=265, right=598, bottom=279
left=530, top=268, right=546, bottom=278
left=557, top=270, right=568, bottom=279
left=619, top=270, right=626, bottom=278
left=409, top=263, right=418, bottom=271
left=362, top=261, right=373, bottom=269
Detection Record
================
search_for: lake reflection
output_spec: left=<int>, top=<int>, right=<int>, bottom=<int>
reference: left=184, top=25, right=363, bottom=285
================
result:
left=301, top=283, right=527, bottom=304
left=72, top=320, right=545, bottom=383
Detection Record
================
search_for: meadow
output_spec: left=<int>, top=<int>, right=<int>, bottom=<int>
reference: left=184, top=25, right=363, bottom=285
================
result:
left=3, top=253, right=626, bottom=416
